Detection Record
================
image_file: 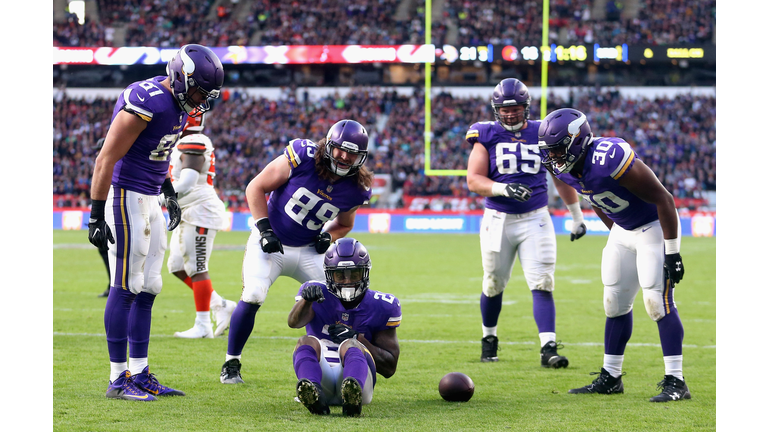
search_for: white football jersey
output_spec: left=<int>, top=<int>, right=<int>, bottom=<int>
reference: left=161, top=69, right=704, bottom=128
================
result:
left=169, top=134, right=229, bottom=230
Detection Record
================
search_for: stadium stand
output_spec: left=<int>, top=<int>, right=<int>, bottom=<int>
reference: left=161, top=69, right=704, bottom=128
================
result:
left=53, top=0, right=715, bottom=47
left=52, top=86, right=715, bottom=212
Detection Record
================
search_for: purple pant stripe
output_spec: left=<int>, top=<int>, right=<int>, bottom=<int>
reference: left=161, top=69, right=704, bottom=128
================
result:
left=111, top=187, right=130, bottom=290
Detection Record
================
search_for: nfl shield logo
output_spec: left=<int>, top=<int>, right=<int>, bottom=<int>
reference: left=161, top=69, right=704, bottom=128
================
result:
left=341, top=313, right=349, bottom=321
left=327, top=185, right=334, bottom=193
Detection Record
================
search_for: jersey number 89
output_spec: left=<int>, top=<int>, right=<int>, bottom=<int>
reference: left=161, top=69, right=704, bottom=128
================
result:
left=285, top=187, right=340, bottom=230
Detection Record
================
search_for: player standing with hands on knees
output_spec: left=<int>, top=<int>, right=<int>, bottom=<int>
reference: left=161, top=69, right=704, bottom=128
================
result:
left=166, top=115, right=237, bottom=339
left=220, top=120, right=373, bottom=384
left=465, top=78, right=586, bottom=367
left=288, top=238, right=401, bottom=417
left=537, top=108, right=689, bottom=402
left=88, top=44, right=224, bottom=401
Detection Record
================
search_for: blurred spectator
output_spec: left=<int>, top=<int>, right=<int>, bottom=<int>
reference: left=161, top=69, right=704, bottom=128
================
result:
left=53, top=86, right=715, bottom=211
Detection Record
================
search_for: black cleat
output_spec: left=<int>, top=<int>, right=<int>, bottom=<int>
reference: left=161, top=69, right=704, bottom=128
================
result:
left=98, top=288, right=110, bottom=298
left=220, top=359, right=245, bottom=384
left=540, top=341, right=569, bottom=368
left=481, top=335, right=499, bottom=362
left=649, top=375, right=691, bottom=402
left=569, top=368, right=625, bottom=394
left=296, top=378, right=330, bottom=415
left=341, top=377, right=363, bottom=417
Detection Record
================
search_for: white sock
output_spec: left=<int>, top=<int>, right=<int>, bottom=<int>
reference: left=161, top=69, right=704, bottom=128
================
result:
left=129, top=357, right=149, bottom=376
left=603, top=354, right=624, bottom=378
left=196, top=311, right=212, bottom=325
left=226, top=354, right=241, bottom=362
left=482, top=326, right=497, bottom=338
left=110, top=362, right=128, bottom=382
left=663, top=355, right=684, bottom=381
left=539, top=332, right=556, bottom=347
left=210, top=290, right=224, bottom=309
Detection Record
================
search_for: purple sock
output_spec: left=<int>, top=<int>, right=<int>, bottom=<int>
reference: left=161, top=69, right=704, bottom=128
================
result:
left=104, top=287, right=136, bottom=363
left=605, top=311, right=633, bottom=356
left=227, top=301, right=261, bottom=356
left=293, top=345, right=323, bottom=384
left=531, top=290, right=556, bottom=333
left=480, top=292, right=503, bottom=327
left=342, top=347, right=369, bottom=389
left=128, top=292, right=156, bottom=359
left=657, top=308, right=684, bottom=356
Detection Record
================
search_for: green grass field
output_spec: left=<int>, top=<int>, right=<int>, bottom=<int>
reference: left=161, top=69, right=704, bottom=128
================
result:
left=53, top=230, right=716, bottom=431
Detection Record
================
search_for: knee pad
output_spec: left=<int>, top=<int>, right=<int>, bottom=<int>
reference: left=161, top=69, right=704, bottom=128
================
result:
left=143, top=273, right=163, bottom=296
left=166, top=253, right=184, bottom=274
left=482, top=273, right=506, bottom=298
left=642, top=290, right=666, bottom=322
left=528, top=273, right=554, bottom=292
left=603, top=287, right=633, bottom=318
left=241, top=283, right=268, bottom=305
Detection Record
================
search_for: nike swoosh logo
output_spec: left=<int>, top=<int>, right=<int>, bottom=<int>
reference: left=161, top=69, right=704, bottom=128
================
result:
left=539, top=223, right=546, bottom=227
left=125, top=393, right=150, bottom=399
left=610, top=149, right=616, bottom=158
left=137, top=94, right=145, bottom=102
left=94, top=228, right=101, bottom=235
left=642, top=226, right=651, bottom=232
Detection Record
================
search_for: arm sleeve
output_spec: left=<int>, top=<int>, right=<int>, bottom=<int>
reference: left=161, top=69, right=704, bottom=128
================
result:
left=173, top=168, right=198, bottom=195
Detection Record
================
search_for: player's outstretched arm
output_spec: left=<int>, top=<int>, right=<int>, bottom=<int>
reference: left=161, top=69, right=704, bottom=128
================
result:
left=363, top=328, right=400, bottom=378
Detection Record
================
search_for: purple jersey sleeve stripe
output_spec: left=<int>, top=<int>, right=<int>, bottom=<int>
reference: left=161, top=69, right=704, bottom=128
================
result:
left=612, top=150, right=635, bottom=180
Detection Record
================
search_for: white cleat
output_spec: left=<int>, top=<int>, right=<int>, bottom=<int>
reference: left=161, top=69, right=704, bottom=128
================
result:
left=174, top=321, right=214, bottom=339
left=213, top=300, right=237, bottom=337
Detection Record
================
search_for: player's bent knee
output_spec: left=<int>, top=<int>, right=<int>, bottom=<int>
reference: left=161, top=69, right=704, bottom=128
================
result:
left=295, top=335, right=321, bottom=355
left=482, top=274, right=506, bottom=297
left=529, top=273, right=555, bottom=292
left=241, top=286, right=268, bottom=305
left=603, top=293, right=632, bottom=318
left=643, top=293, right=666, bottom=322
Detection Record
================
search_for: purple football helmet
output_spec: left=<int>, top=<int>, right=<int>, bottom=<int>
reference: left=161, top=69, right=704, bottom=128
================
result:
left=324, top=238, right=372, bottom=303
left=166, top=44, right=224, bottom=116
left=537, top=108, right=594, bottom=174
left=324, top=119, right=369, bottom=176
left=491, top=78, right=531, bottom=131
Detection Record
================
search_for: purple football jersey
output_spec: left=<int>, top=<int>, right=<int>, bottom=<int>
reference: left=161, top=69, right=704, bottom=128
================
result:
left=465, top=120, right=548, bottom=214
left=297, top=281, right=402, bottom=343
left=267, top=139, right=372, bottom=247
left=555, top=137, right=659, bottom=230
left=110, top=76, right=187, bottom=195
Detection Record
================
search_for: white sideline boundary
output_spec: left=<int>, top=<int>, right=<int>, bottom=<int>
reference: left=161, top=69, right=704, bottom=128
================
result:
left=52, top=332, right=715, bottom=349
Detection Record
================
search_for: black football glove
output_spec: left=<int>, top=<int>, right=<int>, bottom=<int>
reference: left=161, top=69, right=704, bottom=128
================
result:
left=88, top=200, right=115, bottom=250
left=502, top=183, right=533, bottom=202
left=664, top=253, right=684, bottom=286
left=328, top=323, right=359, bottom=344
left=256, top=218, right=284, bottom=254
left=570, top=222, right=587, bottom=241
left=301, top=283, right=325, bottom=303
left=161, top=178, right=181, bottom=231
left=313, top=232, right=332, bottom=254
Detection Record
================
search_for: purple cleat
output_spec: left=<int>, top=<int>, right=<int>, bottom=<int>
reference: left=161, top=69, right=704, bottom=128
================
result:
left=105, top=370, right=157, bottom=401
left=133, top=366, right=186, bottom=397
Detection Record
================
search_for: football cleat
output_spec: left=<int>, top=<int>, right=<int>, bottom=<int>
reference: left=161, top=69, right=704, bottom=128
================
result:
left=220, top=359, right=245, bottom=384
left=105, top=370, right=156, bottom=401
left=296, top=378, right=330, bottom=415
left=341, top=377, right=363, bottom=417
left=133, top=366, right=185, bottom=396
left=213, top=299, right=237, bottom=337
left=174, top=320, right=214, bottom=339
left=98, top=288, right=110, bottom=298
left=481, top=335, right=499, bottom=362
left=540, top=340, right=569, bottom=368
left=649, top=375, right=692, bottom=402
left=569, top=368, right=625, bottom=395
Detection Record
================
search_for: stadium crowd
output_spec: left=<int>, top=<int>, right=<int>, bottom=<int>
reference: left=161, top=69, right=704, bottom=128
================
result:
left=54, top=0, right=715, bottom=48
left=53, top=85, right=715, bottom=211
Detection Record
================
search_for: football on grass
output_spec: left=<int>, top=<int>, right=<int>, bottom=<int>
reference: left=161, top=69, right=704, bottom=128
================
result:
left=439, top=372, right=474, bottom=402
